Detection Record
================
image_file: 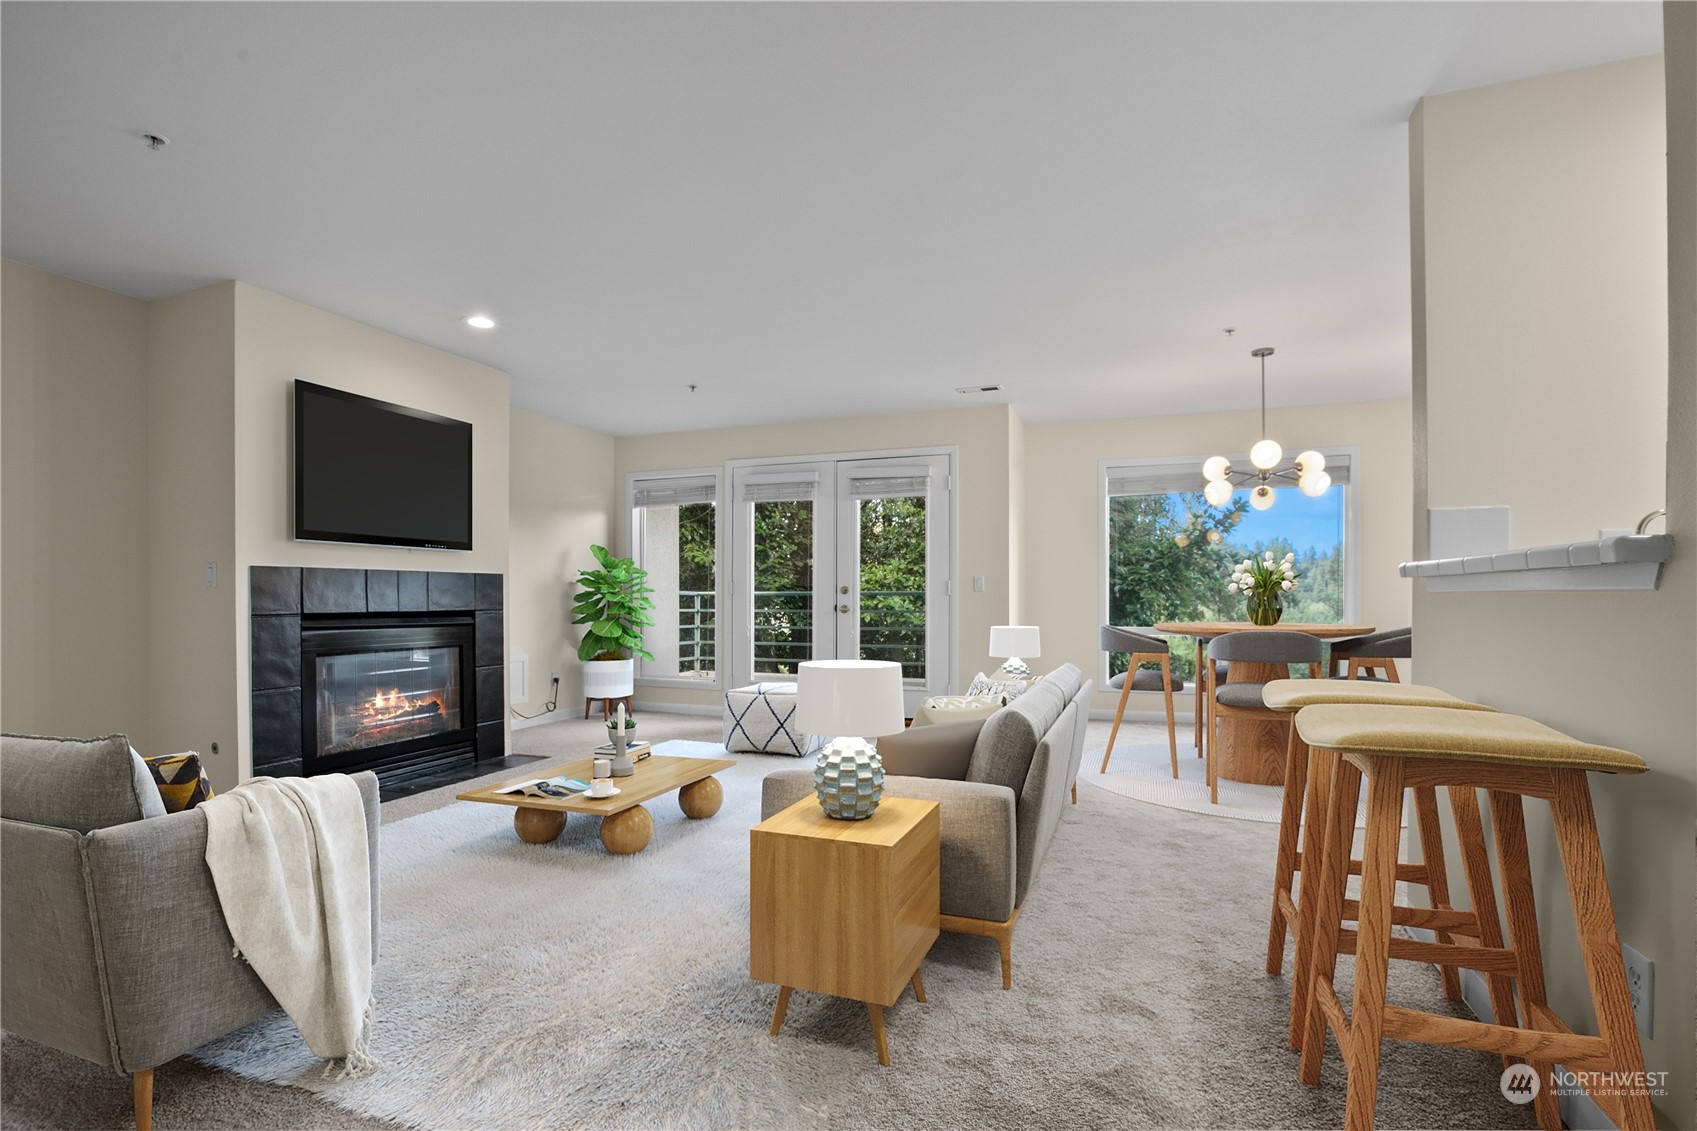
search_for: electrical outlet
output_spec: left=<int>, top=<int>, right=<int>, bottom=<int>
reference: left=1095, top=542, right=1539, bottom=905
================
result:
left=1622, top=943, right=1654, bottom=1038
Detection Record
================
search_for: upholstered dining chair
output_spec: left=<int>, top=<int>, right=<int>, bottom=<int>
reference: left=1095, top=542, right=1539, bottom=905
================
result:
left=1099, top=626, right=1181, bottom=777
left=1326, top=627, right=1411, bottom=681
left=1204, top=630, right=1324, bottom=804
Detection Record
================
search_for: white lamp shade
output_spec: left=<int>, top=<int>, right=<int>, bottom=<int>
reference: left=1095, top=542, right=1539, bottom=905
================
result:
left=1250, top=483, right=1277, bottom=510
left=795, top=660, right=906, bottom=737
left=1295, top=449, right=1326, bottom=474
left=1202, top=478, right=1234, bottom=507
left=1201, top=455, right=1231, bottom=482
left=1249, top=438, right=1283, bottom=470
left=1299, top=469, right=1332, bottom=497
left=988, top=625, right=1041, bottom=659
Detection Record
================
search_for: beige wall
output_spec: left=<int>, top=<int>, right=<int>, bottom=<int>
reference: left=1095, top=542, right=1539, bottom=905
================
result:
left=229, top=284, right=512, bottom=779
left=1, top=261, right=154, bottom=744
left=1412, top=48, right=1693, bottom=1129
left=613, top=403, right=1018, bottom=709
left=146, top=283, right=239, bottom=781
left=1420, top=55, right=1668, bottom=550
left=508, top=409, right=617, bottom=720
left=1024, top=399, right=1414, bottom=713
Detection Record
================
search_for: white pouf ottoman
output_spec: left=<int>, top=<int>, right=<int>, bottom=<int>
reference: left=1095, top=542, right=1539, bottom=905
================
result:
left=723, top=682, right=806, bottom=756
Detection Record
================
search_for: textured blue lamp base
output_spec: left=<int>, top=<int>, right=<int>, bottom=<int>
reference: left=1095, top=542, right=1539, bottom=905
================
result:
left=814, top=737, right=885, bottom=820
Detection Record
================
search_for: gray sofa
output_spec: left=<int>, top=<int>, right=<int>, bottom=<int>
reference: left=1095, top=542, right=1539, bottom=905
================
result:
left=0, top=733, right=380, bottom=1131
left=761, top=663, right=1092, bottom=989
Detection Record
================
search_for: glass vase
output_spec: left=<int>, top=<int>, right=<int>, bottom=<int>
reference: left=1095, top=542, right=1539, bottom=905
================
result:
left=1247, top=589, right=1284, bottom=626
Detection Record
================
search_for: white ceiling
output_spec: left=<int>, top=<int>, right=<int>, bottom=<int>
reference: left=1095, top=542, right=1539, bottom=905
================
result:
left=1, top=2, right=1662, bottom=436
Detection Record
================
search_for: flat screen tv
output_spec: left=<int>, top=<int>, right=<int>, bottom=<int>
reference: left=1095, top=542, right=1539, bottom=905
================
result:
left=294, top=381, right=473, bottom=551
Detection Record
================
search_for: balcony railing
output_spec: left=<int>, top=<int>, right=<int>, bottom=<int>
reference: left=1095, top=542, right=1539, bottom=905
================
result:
left=677, top=588, right=925, bottom=680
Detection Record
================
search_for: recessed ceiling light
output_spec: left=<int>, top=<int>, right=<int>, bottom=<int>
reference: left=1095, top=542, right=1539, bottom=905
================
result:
left=955, top=384, right=1004, bottom=394
left=464, top=314, right=496, bottom=330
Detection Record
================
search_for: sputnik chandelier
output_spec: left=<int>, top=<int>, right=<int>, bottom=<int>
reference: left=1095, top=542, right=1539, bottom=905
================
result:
left=1201, top=346, right=1331, bottom=511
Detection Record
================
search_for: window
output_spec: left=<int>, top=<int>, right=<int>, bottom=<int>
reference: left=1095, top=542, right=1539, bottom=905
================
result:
left=1101, top=451, right=1356, bottom=681
left=629, top=471, right=720, bottom=685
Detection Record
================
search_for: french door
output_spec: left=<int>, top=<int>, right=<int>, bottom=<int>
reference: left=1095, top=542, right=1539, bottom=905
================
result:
left=730, top=453, right=953, bottom=713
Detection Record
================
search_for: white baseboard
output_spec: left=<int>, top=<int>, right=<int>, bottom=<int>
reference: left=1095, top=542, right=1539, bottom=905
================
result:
left=510, top=708, right=575, bottom=731
left=632, top=702, right=722, bottom=717
left=1086, top=708, right=1174, bottom=724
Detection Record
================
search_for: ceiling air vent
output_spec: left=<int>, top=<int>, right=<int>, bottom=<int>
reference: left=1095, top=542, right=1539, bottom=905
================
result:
left=955, top=384, right=1004, bottom=394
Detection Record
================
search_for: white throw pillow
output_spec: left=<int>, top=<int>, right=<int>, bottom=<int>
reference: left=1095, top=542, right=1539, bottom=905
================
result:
left=966, top=671, right=1030, bottom=701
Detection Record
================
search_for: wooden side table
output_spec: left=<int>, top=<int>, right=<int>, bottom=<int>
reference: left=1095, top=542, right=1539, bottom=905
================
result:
left=750, top=797, right=941, bottom=1066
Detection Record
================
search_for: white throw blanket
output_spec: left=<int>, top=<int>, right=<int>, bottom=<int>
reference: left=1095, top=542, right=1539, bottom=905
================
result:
left=202, top=774, right=375, bottom=1077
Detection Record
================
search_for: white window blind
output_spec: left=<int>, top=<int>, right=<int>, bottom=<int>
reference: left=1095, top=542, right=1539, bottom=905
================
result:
left=1106, top=452, right=1352, bottom=496
left=632, top=474, right=717, bottom=508
left=848, top=464, right=932, bottom=499
left=738, top=470, right=820, bottom=503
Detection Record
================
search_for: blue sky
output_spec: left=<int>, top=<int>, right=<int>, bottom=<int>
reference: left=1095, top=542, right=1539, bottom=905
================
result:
left=1227, top=488, right=1343, bottom=555
left=1166, top=488, right=1344, bottom=556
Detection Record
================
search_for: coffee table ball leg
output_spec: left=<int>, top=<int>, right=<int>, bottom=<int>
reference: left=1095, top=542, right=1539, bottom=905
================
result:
left=600, top=805, right=654, bottom=854
left=514, top=807, right=567, bottom=844
left=678, top=776, right=724, bottom=819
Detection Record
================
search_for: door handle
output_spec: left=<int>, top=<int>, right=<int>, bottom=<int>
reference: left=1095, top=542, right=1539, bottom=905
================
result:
left=838, top=604, right=851, bottom=614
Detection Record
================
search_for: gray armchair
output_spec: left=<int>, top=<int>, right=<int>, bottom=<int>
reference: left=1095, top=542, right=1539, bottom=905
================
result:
left=762, top=664, right=1091, bottom=990
left=0, top=733, right=380, bottom=1131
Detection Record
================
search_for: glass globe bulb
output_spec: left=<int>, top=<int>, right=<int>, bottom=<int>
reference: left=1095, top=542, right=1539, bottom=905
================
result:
left=1203, top=478, right=1233, bottom=507
left=1250, top=483, right=1276, bottom=510
left=1205, top=529, right=1222, bottom=544
left=1295, top=449, right=1326, bottom=474
left=1202, top=455, right=1231, bottom=482
left=1250, top=438, right=1283, bottom=470
left=1173, top=532, right=1190, bottom=547
left=1299, top=470, right=1332, bottom=497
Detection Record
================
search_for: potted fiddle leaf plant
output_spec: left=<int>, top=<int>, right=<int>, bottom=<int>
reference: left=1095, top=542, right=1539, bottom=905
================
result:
left=573, top=544, right=656, bottom=706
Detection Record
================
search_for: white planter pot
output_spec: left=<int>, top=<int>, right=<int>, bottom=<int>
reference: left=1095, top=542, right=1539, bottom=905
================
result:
left=582, top=658, right=635, bottom=700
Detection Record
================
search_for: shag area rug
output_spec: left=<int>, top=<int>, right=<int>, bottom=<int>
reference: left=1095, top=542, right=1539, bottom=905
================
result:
left=177, top=739, right=1528, bottom=1131
left=1082, top=738, right=1288, bottom=822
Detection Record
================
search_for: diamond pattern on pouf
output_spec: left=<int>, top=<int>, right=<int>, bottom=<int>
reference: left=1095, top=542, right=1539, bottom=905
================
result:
left=722, top=682, right=805, bottom=756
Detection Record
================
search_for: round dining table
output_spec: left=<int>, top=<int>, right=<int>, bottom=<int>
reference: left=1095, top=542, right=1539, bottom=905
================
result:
left=1153, top=621, right=1374, bottom=786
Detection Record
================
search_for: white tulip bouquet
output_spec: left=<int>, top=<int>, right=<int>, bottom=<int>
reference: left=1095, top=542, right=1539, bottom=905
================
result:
left=1228, top=551, right=1300, bottom=624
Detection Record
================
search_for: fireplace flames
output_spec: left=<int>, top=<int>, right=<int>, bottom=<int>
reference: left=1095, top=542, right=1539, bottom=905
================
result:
left=357, top=687, right=444, bottom=731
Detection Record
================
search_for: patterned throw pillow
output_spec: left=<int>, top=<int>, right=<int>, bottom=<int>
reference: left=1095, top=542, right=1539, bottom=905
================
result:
left=965, top=671, right=1031, bottom=701
left=142, top=752, right=216, bottom=813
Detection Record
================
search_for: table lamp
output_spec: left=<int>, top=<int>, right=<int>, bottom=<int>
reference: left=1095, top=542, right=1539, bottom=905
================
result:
left=796, top=659, right=905, bottom=820
left=989, top=625, right=1041, bottom=679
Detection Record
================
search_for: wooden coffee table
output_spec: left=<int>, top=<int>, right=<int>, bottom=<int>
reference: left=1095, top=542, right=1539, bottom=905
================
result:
left=457, top=753, right=735, bottom=854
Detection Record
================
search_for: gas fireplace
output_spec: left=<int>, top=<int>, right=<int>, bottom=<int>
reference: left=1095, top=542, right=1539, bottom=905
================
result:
left=301, top=621, right=476, bottom=777
left=249, top=566, right=504, bottom=786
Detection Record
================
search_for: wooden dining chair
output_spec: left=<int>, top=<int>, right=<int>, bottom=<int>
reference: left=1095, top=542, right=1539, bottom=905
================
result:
left=1098, top=626, right=1181, bottom=777
left=1204, top=630, right=1323, bottom=804
left=1327, top=627, right=1411, bottom=682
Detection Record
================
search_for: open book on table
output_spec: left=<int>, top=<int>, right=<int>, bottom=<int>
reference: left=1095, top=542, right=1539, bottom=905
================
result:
left=494, top=775, right=591, bottom=799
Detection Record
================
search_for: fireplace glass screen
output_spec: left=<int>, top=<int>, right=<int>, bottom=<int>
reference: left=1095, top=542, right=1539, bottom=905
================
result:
left=316, top=646, right=463, bottom=757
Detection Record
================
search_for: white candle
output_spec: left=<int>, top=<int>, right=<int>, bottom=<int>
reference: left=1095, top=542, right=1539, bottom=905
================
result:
left=617, top=702, right=626, bottom=729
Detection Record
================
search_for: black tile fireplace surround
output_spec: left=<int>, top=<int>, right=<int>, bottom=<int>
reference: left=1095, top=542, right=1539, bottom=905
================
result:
left=250, top=566, right=503, bottom=785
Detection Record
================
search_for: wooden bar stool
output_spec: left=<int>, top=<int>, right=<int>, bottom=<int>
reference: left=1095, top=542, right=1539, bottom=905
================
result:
left=1260, top=680, right=1517, bottom=1055
left=1294, top=705, right=1652, bottom=1131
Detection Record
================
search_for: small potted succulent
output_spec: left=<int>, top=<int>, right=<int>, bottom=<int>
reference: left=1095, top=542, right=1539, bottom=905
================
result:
left=1228, top=550, right=1299, bottom=626
left=573, top=544, right=656, bottom=703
